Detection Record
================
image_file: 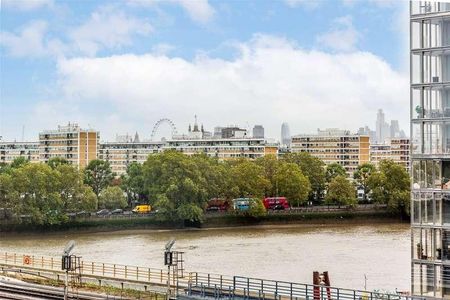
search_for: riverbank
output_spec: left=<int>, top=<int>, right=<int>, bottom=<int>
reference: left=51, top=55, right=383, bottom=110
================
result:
left=0, top=209, right=407, bottom=235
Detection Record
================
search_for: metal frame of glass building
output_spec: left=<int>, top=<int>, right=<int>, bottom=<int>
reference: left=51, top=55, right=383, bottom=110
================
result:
left=411, top=1, right=450, bottom=298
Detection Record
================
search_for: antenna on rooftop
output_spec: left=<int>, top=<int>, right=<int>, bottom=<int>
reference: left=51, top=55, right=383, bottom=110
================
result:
left=22, top=125, right=25, bottom=142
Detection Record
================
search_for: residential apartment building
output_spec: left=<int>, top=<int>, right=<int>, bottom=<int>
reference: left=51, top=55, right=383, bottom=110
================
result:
left=410, top=1, right=450, bottom=298
left=39, top=123, right=99, bottom=168
left=290, top=128, right=370, bottom=176
left=370, top=138, right=410, bottom=171
left=164, top=137, right=277, bottom=160
left=0, top=141, right=40, bottom=164
left=98, top=142, right=163, bottom=175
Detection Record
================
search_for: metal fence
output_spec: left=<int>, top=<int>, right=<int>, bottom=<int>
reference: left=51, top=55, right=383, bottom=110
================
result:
left=0, top=252, right=435, bottom=300
left=186, top=272, right=433, bottom=300
left=0, top=252, right=187, bottom=287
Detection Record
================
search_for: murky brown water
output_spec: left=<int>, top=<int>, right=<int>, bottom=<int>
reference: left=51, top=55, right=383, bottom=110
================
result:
left=0, top=223, right=410, bottom=292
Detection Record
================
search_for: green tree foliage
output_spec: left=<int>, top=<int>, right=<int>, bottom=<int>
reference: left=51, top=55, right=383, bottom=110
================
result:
left=229, top=159, right=270, bottom=199
left=176, top=203, right=204, bottom=222
left=143, top=151, right=210, bottom=222
left=55, top=164, right=97, bottom=212
left=47, top=157, right=69, bottom=169
left=10, top=157, right=29, bottom=169
left=353, top=163, right=376, bottom=201
left=273, top=162, right=311, bottom=207
left=0, top=162, right=97, bottom=225
left=367, top=160, right=410, bottom=217
left=255, top=155, right=278, bottom=195
left=98, top=186, right=127, bottom=209
left=325, top=163, right=346, bottom=183
left=325, top=175, right=356, bottom=207
left=191, top=154, right=232, bottom=199
left=282, top=152, right=326, bottom=202
left=248, top=199, right=266, bottom=217
left=121, top=162, right=146, bottom=206
left=84, top=159, right=114, bottom=199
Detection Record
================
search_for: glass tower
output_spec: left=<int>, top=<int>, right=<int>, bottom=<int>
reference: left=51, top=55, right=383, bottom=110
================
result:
left=411, top=1, right=450, bottom=298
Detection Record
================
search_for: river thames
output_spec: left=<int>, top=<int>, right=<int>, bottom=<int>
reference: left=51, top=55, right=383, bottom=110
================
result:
left=0, top=223, right=409, bottom=292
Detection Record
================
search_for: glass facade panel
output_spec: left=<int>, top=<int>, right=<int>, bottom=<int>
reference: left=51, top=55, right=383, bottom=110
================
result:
left=411, top=3, right=450, bottom=296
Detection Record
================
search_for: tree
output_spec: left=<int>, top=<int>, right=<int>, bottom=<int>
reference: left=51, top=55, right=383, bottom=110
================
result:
left=325, top=175, right=356, bottom=207
left=55, top=164, right=96, bottom=212
left=84, top=159, right=113, bottom=201
left=229, top=159, right=270, bottom=199
left=353, top=163, right=376, bottom=202
left=47, top=157, right=69, bottom=169
left=121, top=162, right=146, bottom=206
left=367, top=160, right=410, bottom=217
left=282, top=152, right=326, bottom=202
left=248, top=199, right=266, bottom=218
left=273, top=162, right=311, bottom=207
left=143, top=151, right=209, bottom=222
left=325, top=163, right=346, bottom=183
left=177, top=203, right=204, bottom=223
left=98, top=186, right=127, bottom=209
left=255, top=155, right=278, bottom=196
left=10, top=157, right=29, bottom=169
left=8, top=163, right=64, bottom=225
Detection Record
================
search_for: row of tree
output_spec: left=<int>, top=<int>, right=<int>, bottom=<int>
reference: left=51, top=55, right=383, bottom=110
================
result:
left=0, top=151, right=410, bottom=225
left=0, top=157, right=126, bottom=225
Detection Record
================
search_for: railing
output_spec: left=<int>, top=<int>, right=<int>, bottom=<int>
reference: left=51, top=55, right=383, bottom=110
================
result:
left=187, top=272, right=430, bottom=300
left=0, top=252, right=434, bottom=300
left=0, top=252, right=188, bottom=287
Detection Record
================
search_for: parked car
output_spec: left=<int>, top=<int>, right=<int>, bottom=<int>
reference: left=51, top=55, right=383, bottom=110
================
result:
left=96, top=209, right=110, bottom=216
left=111, top=208, right=123, bottom=215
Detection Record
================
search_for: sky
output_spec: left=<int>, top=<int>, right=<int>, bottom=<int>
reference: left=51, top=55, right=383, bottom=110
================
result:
left=0, top=0, right=411, bottom=142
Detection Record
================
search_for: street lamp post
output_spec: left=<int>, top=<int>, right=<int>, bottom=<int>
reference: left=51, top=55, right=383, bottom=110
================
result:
left=62, top=240, right=76, bottom=300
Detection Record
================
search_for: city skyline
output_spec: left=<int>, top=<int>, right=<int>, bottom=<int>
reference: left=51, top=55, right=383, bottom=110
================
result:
left=0, top=107, right=408, bottom=143
left=1, top=0, right=409, bottom=142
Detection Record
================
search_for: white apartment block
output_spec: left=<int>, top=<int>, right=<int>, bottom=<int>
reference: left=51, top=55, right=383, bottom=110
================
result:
left=0, top=142, right=40, bottom=164
left=98, top=142, right=164, bottom=175
left=164, top=137, right=278, bottom=160
left=370, top=138, right=410, bottom=171
left=291, top=129, right=370, bottom=176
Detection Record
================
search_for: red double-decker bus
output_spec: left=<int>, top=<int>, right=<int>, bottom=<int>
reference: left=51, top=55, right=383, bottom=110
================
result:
left=206, top=198, right=231, bottom=212
left=263, top=197, right=290, bottom=210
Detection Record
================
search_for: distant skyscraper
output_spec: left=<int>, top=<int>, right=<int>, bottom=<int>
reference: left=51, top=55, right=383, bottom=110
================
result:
left=357, top=125, right=376, bottom=143
left=252, top=125, right=264, bottom=138
left=281, top=123, right=291, bottom=146
left=376, top=109, right=385, bottom=143
left=390, top=120, right=400, bottom=138
left=375, top=109, right=391, bottom=144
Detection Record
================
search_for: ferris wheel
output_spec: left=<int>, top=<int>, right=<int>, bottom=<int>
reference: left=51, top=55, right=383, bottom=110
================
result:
left=150, top=118, right=177, bottom=141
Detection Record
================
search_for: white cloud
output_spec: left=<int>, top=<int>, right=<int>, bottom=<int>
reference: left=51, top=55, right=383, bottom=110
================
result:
left=1, top=0, right=54, bottom=11
left=70, top=6, right=152, bottom=56
left=172, top=0, right=215, bottom=24
left=0, top=20, right=49, bottom=57
left=316, top=15, right=360, bottom=52
left=283, top=0, right=321, bottom=9
left=0, top=6, right=153, bottom=58
left=45, top=34, right=408, bottom=141
left=128, top=0, right=215, bottom=24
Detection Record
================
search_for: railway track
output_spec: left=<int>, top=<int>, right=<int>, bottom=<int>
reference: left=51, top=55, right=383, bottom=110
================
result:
left=0, top=278, right=126, bottom=300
